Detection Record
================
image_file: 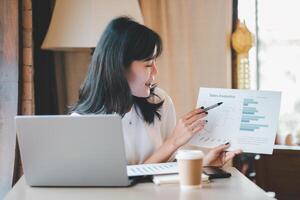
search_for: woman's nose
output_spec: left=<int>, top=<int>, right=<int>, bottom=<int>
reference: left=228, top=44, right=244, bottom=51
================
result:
left=151, top=62, right=158, bottom=75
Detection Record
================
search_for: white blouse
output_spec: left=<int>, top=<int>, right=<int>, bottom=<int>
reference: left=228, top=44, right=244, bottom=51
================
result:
left=122, top=88, right=176, bottom=164
left=72, top=88, right=176, bottom=165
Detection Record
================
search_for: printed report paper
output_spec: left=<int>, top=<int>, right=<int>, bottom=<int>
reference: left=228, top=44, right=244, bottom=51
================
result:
left=189, top=87, right=281, bottom=154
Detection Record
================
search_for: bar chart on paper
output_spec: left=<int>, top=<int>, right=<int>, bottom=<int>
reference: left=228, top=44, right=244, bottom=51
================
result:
left=240, top=98, right=269, bottom=132
left=189, top=88, right=281, bottom=154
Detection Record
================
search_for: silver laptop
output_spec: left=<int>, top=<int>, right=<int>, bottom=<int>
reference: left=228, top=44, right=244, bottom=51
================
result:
left=15, top=115, right=133, bottom=187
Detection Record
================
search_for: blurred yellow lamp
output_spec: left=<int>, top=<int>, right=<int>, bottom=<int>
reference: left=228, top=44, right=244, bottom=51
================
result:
left=231, top=20, right=253, bottom=89
left=232, top=20, right=253, bottom=54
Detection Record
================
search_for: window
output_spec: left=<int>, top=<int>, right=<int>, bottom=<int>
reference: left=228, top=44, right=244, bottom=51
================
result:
left=238, top=0, right=300, bottom=142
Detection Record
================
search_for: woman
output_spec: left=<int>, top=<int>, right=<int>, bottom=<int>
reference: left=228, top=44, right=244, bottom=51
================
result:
left=71, top=16, right=241, bottom=165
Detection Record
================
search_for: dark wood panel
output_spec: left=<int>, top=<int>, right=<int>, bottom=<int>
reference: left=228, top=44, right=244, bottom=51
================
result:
left=0, top=0, right=20, bottom=198
left=255, top=149, right=300, bottom=200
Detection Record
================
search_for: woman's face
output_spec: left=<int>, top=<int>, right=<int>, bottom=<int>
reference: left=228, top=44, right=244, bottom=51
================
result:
left=127, top=58, right=158, bottom=97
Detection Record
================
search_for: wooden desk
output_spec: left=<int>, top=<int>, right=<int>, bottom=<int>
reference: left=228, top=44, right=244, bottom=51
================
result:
left=4, top=167, right=272, bottom=200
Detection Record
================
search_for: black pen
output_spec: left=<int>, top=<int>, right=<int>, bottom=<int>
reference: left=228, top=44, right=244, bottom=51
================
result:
left=200, top=102, right=223, bottom=113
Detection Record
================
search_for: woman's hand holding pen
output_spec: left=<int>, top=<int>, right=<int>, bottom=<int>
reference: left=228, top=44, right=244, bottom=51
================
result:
left=169, top=107, right=208, bottom=149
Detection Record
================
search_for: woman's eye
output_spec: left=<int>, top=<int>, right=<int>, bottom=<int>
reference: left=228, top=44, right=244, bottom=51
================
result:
left=145, top=60, right=154, bottom=67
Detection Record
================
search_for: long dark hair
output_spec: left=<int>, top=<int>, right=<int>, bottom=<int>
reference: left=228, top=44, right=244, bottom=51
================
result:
left=70, top=17, right=164, bottom=124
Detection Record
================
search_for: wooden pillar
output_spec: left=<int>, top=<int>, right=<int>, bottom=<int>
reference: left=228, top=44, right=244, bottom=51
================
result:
left=13, top=0, right=35, bottom=181
left=22, top=0, right=35, bottom=115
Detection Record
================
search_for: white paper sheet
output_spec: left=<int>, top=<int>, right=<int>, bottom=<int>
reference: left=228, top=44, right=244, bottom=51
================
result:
left=127, top=162, right=178, bottom=177
left=189, top=87, right=281, bottom=154
left=152, top=173, right=209, bottom=185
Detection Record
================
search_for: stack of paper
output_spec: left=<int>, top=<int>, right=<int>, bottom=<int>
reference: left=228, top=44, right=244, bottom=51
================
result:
left=127, top=162, right=209, bottom=185
left=152, top=173, right=209, bottom=185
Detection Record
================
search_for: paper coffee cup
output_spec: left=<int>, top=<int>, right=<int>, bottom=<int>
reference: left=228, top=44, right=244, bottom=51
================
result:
left=176, top=150, right=204, bottom=189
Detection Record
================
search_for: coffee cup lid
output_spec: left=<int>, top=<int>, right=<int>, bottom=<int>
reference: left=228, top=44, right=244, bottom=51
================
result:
left=175, top=149, right=204, bottom=160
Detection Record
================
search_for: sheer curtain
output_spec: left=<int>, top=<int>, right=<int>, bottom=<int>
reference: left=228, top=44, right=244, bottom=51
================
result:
left=139, top=0, right=233, bottom=117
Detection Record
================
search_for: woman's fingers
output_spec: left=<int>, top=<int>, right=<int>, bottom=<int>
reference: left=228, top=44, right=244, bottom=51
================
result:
left=213, top=143, right=231, bottom=154
left=182, top=107, right=205, bottom=121
left=191, top=124, right=204, bottom=134
left=224, top=149, right=242, bottom=163
left=185, top=112, right=207, bottom=125
left=189, top=119, right=207, bottom=133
